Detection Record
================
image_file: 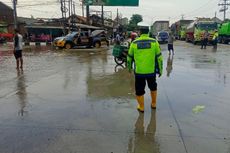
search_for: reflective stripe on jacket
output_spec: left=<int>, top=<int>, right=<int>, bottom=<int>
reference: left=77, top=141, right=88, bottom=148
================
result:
left=127, top=34, right=163, bottom=76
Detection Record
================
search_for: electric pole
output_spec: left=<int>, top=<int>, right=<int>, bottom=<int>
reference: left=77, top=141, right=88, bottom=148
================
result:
left=101, top=5, right=104, bottom=26
left=82, top=0, right=84, bottom=17
left=86, top=5, right=90, bottom=24
left=218, top=0, right=230, bottom=21
left=181, top=14, right=184, bottom=20
left=13, top=0, right=18, bottom=29
left=73, top=2, right=76, bottom=16
left=117, top=8, right=119, bottom=26
left=60, top=0, right=67, bottom=35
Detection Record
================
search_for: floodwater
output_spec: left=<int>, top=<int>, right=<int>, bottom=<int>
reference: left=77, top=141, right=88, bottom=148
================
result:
left=0, top=42, right=230, bottom=153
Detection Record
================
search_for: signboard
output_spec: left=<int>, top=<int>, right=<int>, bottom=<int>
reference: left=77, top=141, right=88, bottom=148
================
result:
left=84, top=0, right=139, bottom=6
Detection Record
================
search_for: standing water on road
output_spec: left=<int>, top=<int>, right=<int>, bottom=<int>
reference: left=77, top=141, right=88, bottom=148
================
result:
left=0, top=42, right=230, bottom=153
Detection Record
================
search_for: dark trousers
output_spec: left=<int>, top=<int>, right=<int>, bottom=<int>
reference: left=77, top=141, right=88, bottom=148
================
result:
left=201, top=38, right=208, bottom=49
left=135, top=76, right=157, bottom=96
left=213, top=39, right=218, bottom=48
left=168, top=44, right=174, bottom=51
left=14, top=50, right=22, bottom=59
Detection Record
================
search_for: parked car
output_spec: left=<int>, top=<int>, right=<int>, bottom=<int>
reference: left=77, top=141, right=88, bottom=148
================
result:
left=156, top=31, right=169, bottom=43
left=53, top=30, right=109, bottom=49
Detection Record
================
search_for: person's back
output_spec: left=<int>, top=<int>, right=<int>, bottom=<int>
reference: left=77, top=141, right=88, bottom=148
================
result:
left=168, top=33, right=174, bottom=54
left=115, top=33, right=121, bottom=45
left=127, top=26, right=163, bottom=113
left=168, top=34, right=174, bottom=45
left=129, top=35, right=161, bottom=75
left=212, top=30, right=218, bottom=49
left=204, top=31, right=209, bottom=39
left=14, top=29, right=23, bottom=69
left=14, top=33, right=23, bottom=51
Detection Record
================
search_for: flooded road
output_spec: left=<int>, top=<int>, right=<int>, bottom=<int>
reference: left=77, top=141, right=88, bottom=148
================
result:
left=0, top=42, right=230, bottom=153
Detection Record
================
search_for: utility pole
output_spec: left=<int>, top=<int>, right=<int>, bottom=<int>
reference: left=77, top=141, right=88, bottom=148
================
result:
left=70, top=0, right=74, bottom=29
left=60, top=0, right=67, bottom=35
left=13, top=0, right=18, bottom=29
left=219, top=0, right=230, bottom=21
left=86, top=5, right=90, bottom=24
left=101, top=5, right=104, bottom=26
left=181, top=14, right=184, bottom=20
left=68, top=0, right=71, bottom=33
left=117, top=8, right=119, bottom=26
left=82, top=1, right=84, bottom=17
left=73, top=2, right=76, bottom=16
left=68, top=0, right=71, bottom=18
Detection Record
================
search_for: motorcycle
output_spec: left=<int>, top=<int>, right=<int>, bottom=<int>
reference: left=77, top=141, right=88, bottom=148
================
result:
left=112, top=42, right=129, bottom=65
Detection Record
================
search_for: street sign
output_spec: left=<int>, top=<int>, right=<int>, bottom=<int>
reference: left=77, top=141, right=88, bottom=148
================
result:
left=84, top=0, right=139, bottom=6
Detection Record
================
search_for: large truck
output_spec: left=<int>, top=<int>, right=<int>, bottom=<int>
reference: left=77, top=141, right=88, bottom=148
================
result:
left=171, top=20, right=193, bottom=40
left=218, top=21, right=230, bottom=44
left=185, top=18, right=218, bottom=44
left=151, top=21, right=169, bottom=36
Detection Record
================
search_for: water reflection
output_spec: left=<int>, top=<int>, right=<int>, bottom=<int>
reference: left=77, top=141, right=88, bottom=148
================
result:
left=166, top=55, right=174, bottom=77
left=87, top=67, right=135, bottom=99
left=16, top=70, right=28, bottom=116
left=128, top=110, right=160, bottom=153
left=114, top=64, right=125, bottom=72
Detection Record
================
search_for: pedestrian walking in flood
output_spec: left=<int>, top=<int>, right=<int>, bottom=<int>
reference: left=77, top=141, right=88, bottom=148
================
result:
left=168, top=32, right=174, bottom=55
left=14, top=29, right=23, bottom=70
left=201, top=30, right=209, bottom=49
left=127, top=23, right=163, bottom=112
left=115, top=33, right=121, bottom=45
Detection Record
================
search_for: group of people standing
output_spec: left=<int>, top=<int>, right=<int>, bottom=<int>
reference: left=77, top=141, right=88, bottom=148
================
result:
left=201, top=30, right=219, bottom=49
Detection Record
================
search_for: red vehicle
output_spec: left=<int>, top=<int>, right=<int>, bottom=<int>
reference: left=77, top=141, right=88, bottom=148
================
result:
left=0, top=33, right=14, bottom=42
left=30, top=34, right=52, bottom=42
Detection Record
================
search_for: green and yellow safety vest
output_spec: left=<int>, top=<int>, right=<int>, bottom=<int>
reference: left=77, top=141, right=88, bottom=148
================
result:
left=213, top=32, right=219, bottom=40
left=127, top=34, right=163, bottom=76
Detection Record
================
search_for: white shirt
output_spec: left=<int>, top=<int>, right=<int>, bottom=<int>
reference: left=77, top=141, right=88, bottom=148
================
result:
left=14, top=34, right=23, bottom=50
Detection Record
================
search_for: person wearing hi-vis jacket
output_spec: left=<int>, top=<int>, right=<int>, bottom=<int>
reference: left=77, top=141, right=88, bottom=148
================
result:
left=127, top=23, right=163, bottom=113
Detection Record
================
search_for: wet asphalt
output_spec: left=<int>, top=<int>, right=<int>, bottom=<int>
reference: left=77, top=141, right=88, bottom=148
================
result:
left=0, top=41, right=230, bottom=153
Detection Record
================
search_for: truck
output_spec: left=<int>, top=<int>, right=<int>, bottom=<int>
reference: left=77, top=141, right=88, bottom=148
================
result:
left=185, top=18, right=218, bottom=44
left=151, top=21, right=169, bottom=36
left=218, top=21, right=230, bottom=44
left=179, top=26, right=187, bottom=40
left=171, top=20, right=193, bottom=40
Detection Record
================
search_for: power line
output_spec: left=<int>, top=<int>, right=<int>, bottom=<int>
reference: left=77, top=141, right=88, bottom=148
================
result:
left=218, top=0, right=230, bottom=20
left=170, top=0, right=217, bottom=20
left=17, top=2, right=59, bottom=8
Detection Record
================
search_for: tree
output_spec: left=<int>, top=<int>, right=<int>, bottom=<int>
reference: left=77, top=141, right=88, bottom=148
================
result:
left=129, top=14, right=143, bottom=25
left=128, top=14, right=143, bottom=31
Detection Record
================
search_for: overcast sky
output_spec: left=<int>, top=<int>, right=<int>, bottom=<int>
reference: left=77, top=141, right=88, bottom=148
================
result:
left=1, top=0, right=229, bottom=24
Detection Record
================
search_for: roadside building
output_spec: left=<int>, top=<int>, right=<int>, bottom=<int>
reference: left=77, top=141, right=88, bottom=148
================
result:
left=211, top=17, right=222, bottom=24
left=0, top=2, right=14, bottom=24
left=0, top=2, right=14, bottom=41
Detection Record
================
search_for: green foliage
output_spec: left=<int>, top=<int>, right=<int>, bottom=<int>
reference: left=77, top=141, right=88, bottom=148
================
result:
left=129, top=14, right=143, bottom=25
left=128, top=14, right=143, bottom=31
